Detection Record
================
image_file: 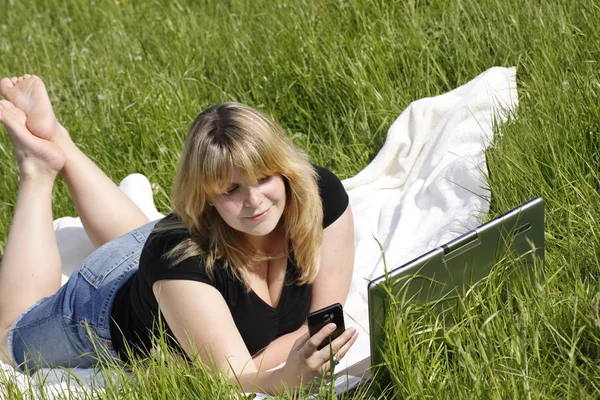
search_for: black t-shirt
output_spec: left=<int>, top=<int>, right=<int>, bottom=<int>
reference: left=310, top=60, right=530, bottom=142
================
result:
left=110, top=165, right=349, bottom=361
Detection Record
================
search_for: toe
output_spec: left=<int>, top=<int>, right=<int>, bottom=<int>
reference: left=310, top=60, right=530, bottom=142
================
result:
left=0, top=78, right=13, bottom=95
left=0, top=99, right=14, bottom=109
left=0, top=103, right=26, bottom=125
left=23, top=74, right=32, bottom=79
left=0, top=100, right=12, bottom=120
left=10, top=77, right=18, bottom=85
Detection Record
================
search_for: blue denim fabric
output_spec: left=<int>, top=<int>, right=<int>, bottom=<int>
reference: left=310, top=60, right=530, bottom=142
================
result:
left=8, top=220, right=159, bottom=373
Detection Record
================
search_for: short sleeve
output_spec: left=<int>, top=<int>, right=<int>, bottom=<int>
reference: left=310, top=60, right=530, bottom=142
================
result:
left=313, top=165, right=350, bottom=228
left=138, top=215, right=218, bottom=289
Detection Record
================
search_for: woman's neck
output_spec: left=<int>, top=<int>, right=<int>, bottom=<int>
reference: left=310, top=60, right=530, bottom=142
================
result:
left=245, top=221, right=286, bottom=255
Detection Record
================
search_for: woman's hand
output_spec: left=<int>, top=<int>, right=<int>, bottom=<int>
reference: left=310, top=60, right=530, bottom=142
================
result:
left=280, top=323, right=358, bottom=388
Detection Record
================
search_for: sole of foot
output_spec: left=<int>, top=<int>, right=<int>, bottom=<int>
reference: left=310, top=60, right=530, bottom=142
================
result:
left=0, top=74, right=57, bottom=142
left=0, top=99, right=65, bottom=176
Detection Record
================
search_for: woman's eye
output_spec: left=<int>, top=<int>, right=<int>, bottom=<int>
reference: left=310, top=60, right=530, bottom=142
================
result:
left=258, top=175, right=271, bottom=183
left=225, top=186, right=238, bottom=195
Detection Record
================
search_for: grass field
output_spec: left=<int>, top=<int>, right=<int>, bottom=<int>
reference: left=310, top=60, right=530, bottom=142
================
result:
left=1, top=0, right=599, bottom=398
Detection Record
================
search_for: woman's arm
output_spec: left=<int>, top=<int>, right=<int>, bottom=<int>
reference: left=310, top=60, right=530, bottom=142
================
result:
left=153, top=279, right=358, bottom=395
left=310, top=204, right=355, bottom=311
left=153, top=280, right=253, bottom=373
left=252, top=324, right=308, bottom=371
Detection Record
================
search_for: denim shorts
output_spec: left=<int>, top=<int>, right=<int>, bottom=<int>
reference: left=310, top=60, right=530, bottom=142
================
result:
left=8, top=220, right=159, bottom=373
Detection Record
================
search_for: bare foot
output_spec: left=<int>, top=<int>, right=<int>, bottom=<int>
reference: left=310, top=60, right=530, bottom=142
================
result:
left=0, top=75, right=57, bottom=142
left=0, top=100, right=65, bottom=177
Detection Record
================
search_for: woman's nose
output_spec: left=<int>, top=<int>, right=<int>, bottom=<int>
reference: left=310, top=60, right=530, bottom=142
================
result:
left=244, top=186, right=263, bottom=207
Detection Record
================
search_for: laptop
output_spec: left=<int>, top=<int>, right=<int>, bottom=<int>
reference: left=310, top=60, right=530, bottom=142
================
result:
left=331, top=197, right=545, bottom=394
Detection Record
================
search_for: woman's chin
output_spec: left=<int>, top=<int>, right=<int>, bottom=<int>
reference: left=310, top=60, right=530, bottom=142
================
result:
left=244, top=225, right=278, bottom=238
left=240, top=219, right=285, bottom=249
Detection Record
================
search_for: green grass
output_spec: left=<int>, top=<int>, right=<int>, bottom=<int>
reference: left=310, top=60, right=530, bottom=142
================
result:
left=1, top=0, right=599, bottom=398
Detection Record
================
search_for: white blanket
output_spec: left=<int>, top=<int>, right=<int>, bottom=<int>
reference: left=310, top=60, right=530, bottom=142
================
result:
left=0, top=66, right=518, bottom=398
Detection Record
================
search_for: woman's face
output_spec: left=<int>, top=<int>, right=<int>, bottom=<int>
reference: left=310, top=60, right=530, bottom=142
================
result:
left=211, top=167, right=286, bottom=243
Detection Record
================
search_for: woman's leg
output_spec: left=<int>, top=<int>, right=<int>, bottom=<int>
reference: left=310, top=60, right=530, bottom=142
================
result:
left=0, top=75, right=150, bottom=248
left=0, top=100, right=64, bottom=364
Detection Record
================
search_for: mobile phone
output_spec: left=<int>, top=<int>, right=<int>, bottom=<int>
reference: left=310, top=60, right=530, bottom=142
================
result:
left=307, top=303, right=345, bottom=350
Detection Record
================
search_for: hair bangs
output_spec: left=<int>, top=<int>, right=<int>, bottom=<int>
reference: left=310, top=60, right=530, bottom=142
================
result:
left=200, top=145, right=235, bottom=197
left=230, top=136, right=284, bottom=184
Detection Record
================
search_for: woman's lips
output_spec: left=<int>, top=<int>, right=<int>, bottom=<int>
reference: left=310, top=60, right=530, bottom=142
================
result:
left=245, top=207, right=270, bottom=221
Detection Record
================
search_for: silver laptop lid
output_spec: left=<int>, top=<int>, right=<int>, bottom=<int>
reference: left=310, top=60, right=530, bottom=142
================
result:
left=367, top=197, right=545, bottom=367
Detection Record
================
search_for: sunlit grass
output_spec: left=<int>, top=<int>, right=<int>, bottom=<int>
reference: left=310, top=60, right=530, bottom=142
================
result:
left=1, top=0, right=599, bottom=398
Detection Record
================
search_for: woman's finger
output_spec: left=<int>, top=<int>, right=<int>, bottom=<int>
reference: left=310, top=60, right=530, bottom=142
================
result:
left=292, top=331, right=311, bottom=352
left=316, top=327, right=357, bottom=359
left=303, top=323, right=337, bottom=355
left=317, top=330, right=358, bottom=375
left=333, top=329, right=359, bottom=361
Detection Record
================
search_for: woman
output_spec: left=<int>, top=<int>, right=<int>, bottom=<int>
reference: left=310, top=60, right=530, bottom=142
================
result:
left=0, top=75, right=357, bottom=394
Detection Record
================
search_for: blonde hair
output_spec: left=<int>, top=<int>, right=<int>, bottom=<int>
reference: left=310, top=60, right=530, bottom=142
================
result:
left=162, top=103, right=323, bottom=289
